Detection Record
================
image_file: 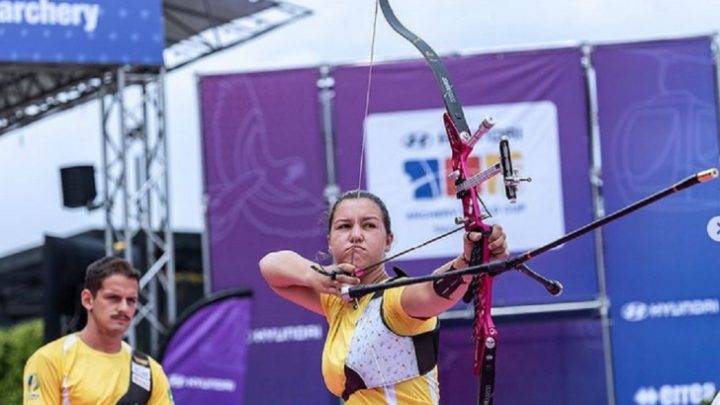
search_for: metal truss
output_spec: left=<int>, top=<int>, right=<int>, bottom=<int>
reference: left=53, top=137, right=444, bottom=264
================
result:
left=0, top=0, right=313, bottom=354
left=0, top=2, right=312, bottom=137
left=0, top=66, right=107, bottom=136
left=163, top=1, right=312, bottom=71
left=100, top=68, right=175, bottom=355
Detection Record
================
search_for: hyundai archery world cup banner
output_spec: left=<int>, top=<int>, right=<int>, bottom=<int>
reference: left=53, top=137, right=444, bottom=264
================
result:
left=594, top=37, right=720, bottom=405
left=0, top=0, right=163, bottom=65
left=332, top=48, right=598, bottom=306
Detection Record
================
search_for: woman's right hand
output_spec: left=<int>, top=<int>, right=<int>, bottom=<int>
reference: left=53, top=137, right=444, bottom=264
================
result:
left=260, top=251, right=361, bottom=315
left=310, top=263, right=360, bottom=297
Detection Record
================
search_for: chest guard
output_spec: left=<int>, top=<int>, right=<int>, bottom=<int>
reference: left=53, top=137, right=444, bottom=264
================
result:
left=342, top=291, right=439, bottom=400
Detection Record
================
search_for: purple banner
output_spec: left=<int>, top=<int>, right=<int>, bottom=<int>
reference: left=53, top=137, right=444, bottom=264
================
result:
left=593, top=36, right=720, bottom=405
left=163, top=291, right=252, bottom=403
left=438, top=318, right=608, bottom=404
left=332, top=47, right=597, bottom=306
left=199, top=69, right=333, bottom=404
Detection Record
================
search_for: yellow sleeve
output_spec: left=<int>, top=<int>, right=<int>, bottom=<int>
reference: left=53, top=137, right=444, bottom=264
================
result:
left=319, top=293, right=341, bottom=323
left=23, top=349, right=62, bottom=405
left=148, top=359, right=175, bottom=405
left=382, top=286, right=437, bottom=336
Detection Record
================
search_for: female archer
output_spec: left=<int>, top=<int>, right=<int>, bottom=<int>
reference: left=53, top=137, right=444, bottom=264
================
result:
left=259, top=189, right=508, bottom=404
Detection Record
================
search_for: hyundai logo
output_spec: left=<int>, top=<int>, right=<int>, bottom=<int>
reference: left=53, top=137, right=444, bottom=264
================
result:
left=621, top=301, right=649, bottom=322
left=403, top=131, right=434, bottom=148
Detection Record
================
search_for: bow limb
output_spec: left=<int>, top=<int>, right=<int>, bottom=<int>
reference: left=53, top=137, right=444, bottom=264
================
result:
left=377, top=0, right=470, bottom=135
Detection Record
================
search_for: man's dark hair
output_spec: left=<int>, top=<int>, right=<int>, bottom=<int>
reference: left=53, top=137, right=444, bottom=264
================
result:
left=327, top=190, right=392, bottom=236
left=84, top=256, right=141, bottom=296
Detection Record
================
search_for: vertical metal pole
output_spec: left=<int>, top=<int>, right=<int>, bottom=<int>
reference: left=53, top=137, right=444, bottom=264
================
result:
left=100, top=86, right=113, bottom=257
left=198, top=73, right=213, bottom=297
left=318, top=65, right=340, bottom=206
left=201, top=191, right=212, bottom=296
left=117, top=68, right=137, bottom=348
left=582, top=43, right=616, bottom=405
left=141, top=81, right=160, bottom=355
left=159, top=69, right=176, bottom=323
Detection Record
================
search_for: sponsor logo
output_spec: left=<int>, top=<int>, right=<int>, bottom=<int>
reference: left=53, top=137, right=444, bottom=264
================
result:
left=27, top=373, right=39, bottom=392
left=400, top=126, right=523, bottom=149
left=404, top=159, right=442, bottom=199
left=26, top=373, right=40, bottom=400
left=403, top=131, right=438, bottom=149
left=634, top=382, right=716, bottom=405
left=365, top=101, right=563, bottom=258
left=620, top=299, right=720, bottom=322
left=248, top=324, right=323, bottom=344
left=169, top=374, right=236, bottom=392
left=403, top=154, right=515, bottom=200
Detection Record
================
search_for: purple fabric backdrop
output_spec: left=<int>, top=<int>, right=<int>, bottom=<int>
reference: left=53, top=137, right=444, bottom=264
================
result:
left=593, top=36, right=720, bottom=405
left=199, top=69, right=334, bottom=404
left=163, top=295, right=251, bottom=403
left=439, top=318, right=607, bottom=405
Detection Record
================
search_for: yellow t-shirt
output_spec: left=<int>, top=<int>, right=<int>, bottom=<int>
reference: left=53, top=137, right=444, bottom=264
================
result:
left=320, top=285, right=439, bottom=405
left=23, top=334, right=174, bottom=405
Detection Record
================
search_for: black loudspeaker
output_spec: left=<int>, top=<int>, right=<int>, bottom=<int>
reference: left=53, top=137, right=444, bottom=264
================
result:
left=60, top=165, right=97, bottom=208
left=42, top=235, right=105, bottom=342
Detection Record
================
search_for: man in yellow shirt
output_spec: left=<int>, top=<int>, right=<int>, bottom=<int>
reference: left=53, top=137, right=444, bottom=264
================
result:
left=23, top=256, right=174, bottom=405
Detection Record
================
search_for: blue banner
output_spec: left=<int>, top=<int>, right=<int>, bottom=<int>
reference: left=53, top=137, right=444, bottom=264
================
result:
left=594, top=36, right=720, bottom=405
left=0, top=0, right=163, bottom=65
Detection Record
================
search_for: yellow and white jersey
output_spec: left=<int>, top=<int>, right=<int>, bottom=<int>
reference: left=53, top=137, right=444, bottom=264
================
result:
left=23, top=333, right=174, bottom=405
left=321, top=285, right=440, bottom=405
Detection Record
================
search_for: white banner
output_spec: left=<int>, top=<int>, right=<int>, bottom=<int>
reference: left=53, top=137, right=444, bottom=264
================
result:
left=365, top=101, right=565, bottom=260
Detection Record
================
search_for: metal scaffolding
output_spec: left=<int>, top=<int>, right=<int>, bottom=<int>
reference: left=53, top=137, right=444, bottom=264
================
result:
left=100, top=68, right=175, bottom=355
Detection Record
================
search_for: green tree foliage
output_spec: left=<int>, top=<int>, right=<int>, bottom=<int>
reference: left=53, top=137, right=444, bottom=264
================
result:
left=0, top=320, right=43, bottom=404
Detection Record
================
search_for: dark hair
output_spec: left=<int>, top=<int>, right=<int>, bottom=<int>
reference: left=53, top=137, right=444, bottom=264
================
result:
left=327, top=190, right=392, bottom=235
left=85, top=257, right=141, bottom=296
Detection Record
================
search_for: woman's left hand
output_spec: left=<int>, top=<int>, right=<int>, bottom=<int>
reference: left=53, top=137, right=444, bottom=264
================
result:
left=463, top=225, right=509, bottom=263
left=487, top=225, right=509, bottom=260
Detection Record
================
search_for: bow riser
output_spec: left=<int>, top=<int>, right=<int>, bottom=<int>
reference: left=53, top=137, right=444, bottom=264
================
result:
left=444, top=113, right=488, bottom=230
left=445, top=111, right=498, bottom=380
left=475, top=276, right=497, bottom=376
left=477, top=283, right=498, bottom=404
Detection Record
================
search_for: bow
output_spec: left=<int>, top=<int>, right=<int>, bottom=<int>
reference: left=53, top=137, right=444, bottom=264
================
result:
left=373, top=1, right=557, bottom=403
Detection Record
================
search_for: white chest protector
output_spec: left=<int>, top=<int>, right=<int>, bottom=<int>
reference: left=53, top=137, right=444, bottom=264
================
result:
left=342, top=292, right=439, bottom=400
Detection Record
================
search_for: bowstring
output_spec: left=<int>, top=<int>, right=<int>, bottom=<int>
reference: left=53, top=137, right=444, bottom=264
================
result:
left=350, top=0, right=380, bottom=268
left=352, top=1, right=461, bottom=274
left=358, top=0, right=379, bottom=189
